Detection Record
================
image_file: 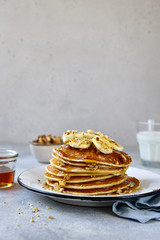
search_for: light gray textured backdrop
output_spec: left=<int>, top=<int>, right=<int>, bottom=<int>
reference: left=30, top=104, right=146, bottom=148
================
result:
left=0, top=0, right=160, bottom=146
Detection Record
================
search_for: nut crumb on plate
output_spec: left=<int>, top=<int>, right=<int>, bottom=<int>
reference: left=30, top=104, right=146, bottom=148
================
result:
left=48, top=215, right=54, bottom=219
left=46, top=206, right=51, bottom=209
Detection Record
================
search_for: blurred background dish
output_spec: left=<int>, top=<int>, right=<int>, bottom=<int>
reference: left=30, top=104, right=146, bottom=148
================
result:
left=30, top=135, right=63, bottom=163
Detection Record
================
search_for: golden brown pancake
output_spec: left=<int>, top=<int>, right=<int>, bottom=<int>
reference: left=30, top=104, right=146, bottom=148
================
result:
left=46, top=175, right=127, bottom=189
left=45, top=165, right=122, bottom=178
left=44, top=177, right=140, bottom=196
left=44, top=172, right=116, bottom=183
left=50, top=158, right=128, bottom=175
left=53, top=145, right=132, bottom=167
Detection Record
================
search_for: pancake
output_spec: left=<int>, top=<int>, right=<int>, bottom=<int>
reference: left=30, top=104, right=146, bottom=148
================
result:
left=50, top=158, right=128, bottom=175
left=44, top=177, right=140, bottom=196
left=53, top=145, right=132, bottom=167
left=45, top=165, right=122, bottom=177
left=53, top=151, right=129, bottom=168
left=44, top=172, right=116, bottom=183
left=45, top=175, right=127, bottom=189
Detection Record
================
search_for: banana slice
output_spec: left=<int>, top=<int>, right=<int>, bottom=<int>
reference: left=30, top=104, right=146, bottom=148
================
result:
left=68, top=138, right=91, bottom=149
left=63, top=130, right=91, bottom=149
left=85, top=130, right=105, bottom=139
left=92, top=136, right=113, bottom=154
left=107, top=138, right=124, bottom=151
left=63, top=130, right=85, bottom=143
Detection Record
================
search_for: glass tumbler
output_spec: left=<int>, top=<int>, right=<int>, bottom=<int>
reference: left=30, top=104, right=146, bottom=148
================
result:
left=0, top=149, right=18, bottom=189
left=136, top=120, right=160, bottom=167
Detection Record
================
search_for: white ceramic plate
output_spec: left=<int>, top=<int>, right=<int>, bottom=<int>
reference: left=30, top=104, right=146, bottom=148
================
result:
left=18, top=166, right=160, bottom=207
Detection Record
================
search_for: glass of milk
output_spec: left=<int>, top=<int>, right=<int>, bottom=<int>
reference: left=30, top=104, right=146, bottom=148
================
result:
left=136, top=120, right=160, bottom=167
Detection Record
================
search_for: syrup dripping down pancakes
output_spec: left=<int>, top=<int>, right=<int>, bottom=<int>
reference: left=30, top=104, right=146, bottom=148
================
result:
left=44, top=130, right=140, bottom=196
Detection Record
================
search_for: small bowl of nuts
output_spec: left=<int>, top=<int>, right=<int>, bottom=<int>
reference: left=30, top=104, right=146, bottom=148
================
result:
left=30, top=135, right=63, bottom=163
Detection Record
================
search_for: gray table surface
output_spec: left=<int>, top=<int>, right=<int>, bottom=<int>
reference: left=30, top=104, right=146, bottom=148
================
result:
left=0, top=144, right=160, bottom=240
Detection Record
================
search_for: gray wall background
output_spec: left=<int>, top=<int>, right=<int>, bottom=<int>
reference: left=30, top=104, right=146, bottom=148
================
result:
left=0, top=0, right=160, bottom=146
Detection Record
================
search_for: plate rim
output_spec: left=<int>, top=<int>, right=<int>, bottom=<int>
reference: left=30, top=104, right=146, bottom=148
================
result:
left=17, top=166, right=160, bottom=202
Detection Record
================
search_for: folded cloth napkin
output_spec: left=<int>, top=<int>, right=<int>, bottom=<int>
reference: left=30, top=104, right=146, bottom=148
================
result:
left=112, top=192, right=160, bottom=223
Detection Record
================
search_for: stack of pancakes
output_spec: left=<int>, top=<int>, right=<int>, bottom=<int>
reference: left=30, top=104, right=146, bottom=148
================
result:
left=44, top=130, right=140, bottom=196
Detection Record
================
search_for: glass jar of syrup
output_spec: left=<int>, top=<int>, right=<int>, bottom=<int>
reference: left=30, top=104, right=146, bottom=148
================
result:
left=0, top=149, right=18, bottom=189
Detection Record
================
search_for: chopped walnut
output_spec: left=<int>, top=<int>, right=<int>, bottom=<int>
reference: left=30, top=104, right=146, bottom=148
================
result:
left=54, top=183, right=60, bottom=191
left=32, top=207, right=39, bottom=212
left=59, top=188, right=64, bottom=193
left=59, top=180, right=66, bottom=187
left=30, top=217, right=34, bottom=223
left=46, top=206, right=51, bottom=209
left=48, top=215, right=54, bottom=219
left=64, top=174, right=70, bottom=181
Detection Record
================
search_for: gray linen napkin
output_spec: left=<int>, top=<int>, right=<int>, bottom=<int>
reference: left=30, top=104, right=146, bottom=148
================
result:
left=112, top=193, right=160, bottom=223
